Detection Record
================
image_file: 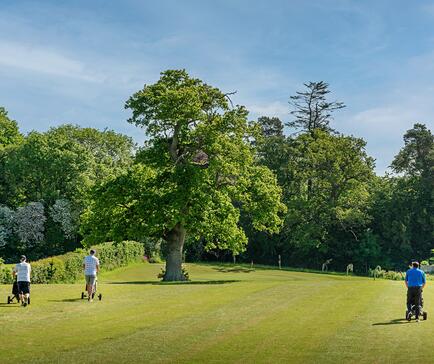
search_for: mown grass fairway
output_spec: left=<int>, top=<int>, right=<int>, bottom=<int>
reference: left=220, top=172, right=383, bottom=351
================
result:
left=0, top=263, right=431, bottom=363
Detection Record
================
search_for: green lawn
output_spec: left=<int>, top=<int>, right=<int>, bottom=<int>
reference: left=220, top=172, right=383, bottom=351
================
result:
left=0, top=262, right=430, bottom=363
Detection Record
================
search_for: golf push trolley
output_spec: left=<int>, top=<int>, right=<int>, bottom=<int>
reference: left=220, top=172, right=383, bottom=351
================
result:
left=7, top=280, right=30, bottom=305
left=406, top=296, right=427, bottom=321
left=81, top=278, right=102, bottom=301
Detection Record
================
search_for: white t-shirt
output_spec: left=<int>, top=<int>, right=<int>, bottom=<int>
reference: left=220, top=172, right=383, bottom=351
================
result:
left=14, top=262, right=31, bottom=282
left=84, top=255, right=100, bottom=276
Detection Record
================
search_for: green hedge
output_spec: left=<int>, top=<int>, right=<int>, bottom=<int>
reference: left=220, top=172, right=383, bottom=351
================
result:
left=369, top=268, right=405, bottom=281
left=0, top=241, right=144, bottom=284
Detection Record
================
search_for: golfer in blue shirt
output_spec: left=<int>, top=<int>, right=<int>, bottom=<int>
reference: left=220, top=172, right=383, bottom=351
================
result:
left=405, top=261, right=426, bottom=320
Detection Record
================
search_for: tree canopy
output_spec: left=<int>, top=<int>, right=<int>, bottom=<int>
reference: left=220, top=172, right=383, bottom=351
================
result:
left=0, top=107, right=23, bottom=149
left=84, top=70, right=286, bottom=280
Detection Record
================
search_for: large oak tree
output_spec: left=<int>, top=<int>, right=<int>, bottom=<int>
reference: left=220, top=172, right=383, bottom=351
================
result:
left=83, top=70, right=286, bottom=281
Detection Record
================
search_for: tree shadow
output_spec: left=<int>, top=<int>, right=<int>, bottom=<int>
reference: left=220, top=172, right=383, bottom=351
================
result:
left=213, top=266, right=255, bottom=273
left=372, top=318, right=410, bottom=326
left=107, top=280, right=240, bottom=285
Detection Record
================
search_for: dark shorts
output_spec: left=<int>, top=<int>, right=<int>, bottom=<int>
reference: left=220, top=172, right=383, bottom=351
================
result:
left=17, top=281, right=30, bottom=295
left=407, top=286, right=422, bottom=311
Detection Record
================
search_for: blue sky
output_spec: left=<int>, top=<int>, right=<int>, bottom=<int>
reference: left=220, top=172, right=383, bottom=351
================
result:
left=1, top=0, right=433, bottom=174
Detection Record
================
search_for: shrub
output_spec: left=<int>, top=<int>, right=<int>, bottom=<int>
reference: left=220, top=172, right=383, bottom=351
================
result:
left=369, top=268, right=404, bottom=281
left=0, top=241, right=144, bottom=284
left=31, top=257, right=66, bottom=283
left=0, top=258, right=14, bottom=284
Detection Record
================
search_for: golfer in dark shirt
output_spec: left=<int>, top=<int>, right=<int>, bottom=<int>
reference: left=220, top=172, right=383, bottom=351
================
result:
left=405, top=261, right=426, bottom=320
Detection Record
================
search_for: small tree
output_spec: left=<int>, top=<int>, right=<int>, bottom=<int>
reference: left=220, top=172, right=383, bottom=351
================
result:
left=84, top=70, right=286, bottom=281
left=288, top=81, right=345, bottom=135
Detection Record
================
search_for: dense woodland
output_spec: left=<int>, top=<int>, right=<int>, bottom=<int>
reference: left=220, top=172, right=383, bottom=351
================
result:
left=0, top=70, right=432, bottom=275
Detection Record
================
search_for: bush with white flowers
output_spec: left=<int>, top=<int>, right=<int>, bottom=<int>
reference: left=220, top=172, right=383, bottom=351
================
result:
left=49, top=199, right=77, bottom=239
left=13, top=202, right=46, bottom=246
left=0, top=205, right=14, bottom=247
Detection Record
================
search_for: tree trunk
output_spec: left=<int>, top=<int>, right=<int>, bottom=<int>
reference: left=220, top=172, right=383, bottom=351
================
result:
left=163, top=223, right=187, bottom=281
left=307, top=178, right=312, bottom=200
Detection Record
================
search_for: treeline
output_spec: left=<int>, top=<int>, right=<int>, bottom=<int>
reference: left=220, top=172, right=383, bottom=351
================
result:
left=0, top=107, right=135, bottom=262
left=187, top=82, right=433, bottom=272
left=0, top=73, right=433, bottom=274
left=237, top=119, right=433, bottom=272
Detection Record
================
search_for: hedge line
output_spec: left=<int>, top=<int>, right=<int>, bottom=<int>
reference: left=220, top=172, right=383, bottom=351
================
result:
left=0, top=241, right=144, bottom=284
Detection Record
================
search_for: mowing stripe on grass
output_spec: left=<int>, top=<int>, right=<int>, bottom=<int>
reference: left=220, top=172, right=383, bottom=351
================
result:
left=0, top=263, right=429, bottom=364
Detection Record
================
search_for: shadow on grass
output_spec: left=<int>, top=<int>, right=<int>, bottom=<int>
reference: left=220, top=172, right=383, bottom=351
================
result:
left=372, top=318, right=410, bottom=326
left=49, top=298, right=83, bottom=303
left=0, top=303, right=20, bottom=308
left=107, top=280, right=241, bottom=285
left=213, top=266, right=255, bottom=273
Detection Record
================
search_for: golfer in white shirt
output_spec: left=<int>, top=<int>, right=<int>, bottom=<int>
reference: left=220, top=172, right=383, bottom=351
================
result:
left=13, top=255, right=31, bottom=307
left=83, top=249, right=100, bottom=302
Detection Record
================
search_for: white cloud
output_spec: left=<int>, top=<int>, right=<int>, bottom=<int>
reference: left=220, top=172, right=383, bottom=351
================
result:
left=342, top=103, right=433, bottom=175
left=421, top=3, right=434, bottom=17
left=0, top=41, right=102, bottom=82
left=349, top=106, right=418, bottom=136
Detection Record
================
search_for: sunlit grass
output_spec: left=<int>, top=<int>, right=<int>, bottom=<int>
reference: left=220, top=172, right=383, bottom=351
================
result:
left=0, top=262, right=430, bottom=363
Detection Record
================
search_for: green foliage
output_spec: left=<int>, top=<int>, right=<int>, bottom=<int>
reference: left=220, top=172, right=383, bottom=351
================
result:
left=391, top=123, right=433, bottom=177
left=46, top=125, right=135, bottom=183
left=0, top=241, right=144, bottom=284
left=248, top=129, right=375, bottom=268
left=0, top=86, right=432, bottom=275
left=370, top=124, right=433, bottom=267
left=31, top=257, right=67, bottom=283
left=255, top=117, right=289, bottom=187
left=1, top=125, right=134, bottom=208
left=85, top=69, right=286, bottom=280
left=1, top=131, right=92, bottom=206
left=0, top=258, right=13, bottom=284
left=0, top=107, right=23, bottom=149
left=0, top=122, right=135, bottom=261
left=368, top=268, right=404, bottom=281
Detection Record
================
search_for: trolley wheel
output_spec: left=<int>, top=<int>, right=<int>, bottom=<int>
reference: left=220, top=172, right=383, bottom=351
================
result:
left=92, top=292, right=95, bottom=299
left=27, top=297, right=30, bottom=305
left=81, top=292, right=85, bottom=300
left=7, top=296, right=11, bottom=304
left=406, top=311, right=411, bottom=321
left=98, top=293, right=102, bottom=301
left=423, top=312, right=428, bottom=320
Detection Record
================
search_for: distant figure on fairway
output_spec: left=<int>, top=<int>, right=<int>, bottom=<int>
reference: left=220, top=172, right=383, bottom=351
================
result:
left=12, top=255, right=31, bottom=307
left=405, top=261, right=426, bottom=320
left=83, top=249, right=100, bottom=302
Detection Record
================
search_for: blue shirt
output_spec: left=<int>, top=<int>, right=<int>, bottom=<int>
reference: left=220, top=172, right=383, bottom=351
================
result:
left=405, top=268, right=426, bottom=287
